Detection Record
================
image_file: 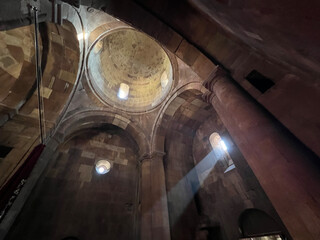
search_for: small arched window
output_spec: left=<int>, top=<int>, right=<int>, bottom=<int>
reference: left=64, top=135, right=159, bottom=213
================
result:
left=209, top=132, right=235, bottom=173
left=117, top=83, right=129, bottom=99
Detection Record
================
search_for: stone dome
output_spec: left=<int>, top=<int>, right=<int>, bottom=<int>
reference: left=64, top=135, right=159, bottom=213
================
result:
left=87, top=28, right=173, bottom=112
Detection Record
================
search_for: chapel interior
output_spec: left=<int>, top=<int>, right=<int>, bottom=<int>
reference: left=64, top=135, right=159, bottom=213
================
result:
left=0, top=1, right=319, bottom=240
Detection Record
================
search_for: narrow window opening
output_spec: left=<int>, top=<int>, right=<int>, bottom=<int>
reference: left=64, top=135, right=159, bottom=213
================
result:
left=161, top=71, right=169, bottom=88
left=209, top=133, right=235, bottom=173
left=0, top=145, right=13, bottom=158
left=246, top=70, right=275, bottom=93
left=117, top=83, right=129, bottom=100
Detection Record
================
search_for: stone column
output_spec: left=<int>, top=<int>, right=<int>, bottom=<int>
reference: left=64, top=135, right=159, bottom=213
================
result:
left=140, top=152, right=171, bottom=240
left=203, top=66, right=320, bottom=240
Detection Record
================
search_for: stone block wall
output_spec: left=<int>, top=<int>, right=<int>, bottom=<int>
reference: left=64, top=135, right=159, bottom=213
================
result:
left=99, top=0, right=320, bottom=159
left=161, top=91, right=216, bottom=240
left=165, top=130, right=199, bottom=240
left=0, top=25, right=36, bottom=118
left=5, top=126, right=139, bottom=240
left=193, top=117, right=290, bottom=239
left=0, top=20, right=79, bottom=189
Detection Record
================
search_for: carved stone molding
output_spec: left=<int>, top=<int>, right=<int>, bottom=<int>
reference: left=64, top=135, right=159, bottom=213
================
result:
left=139, top=151, right=166, bottom=163
left=202, top=90, right=215, bottom=104
left=203, top=65, right=229, bottom=92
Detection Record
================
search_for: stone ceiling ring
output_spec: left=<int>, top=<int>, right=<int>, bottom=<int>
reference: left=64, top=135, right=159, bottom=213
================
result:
left=85, top=28, right=174, bottom=113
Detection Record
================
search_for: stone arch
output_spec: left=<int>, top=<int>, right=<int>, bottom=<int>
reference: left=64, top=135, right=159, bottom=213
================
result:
left=3, top=112, right=142, bottom=240
left=0, top=20, right=80, bottom=128
left=153, top=82, right=215, bottom=240
left=0, top=20, right=80, bottom=188
left=83, top=22, right=180, bottom=115
left=55, top=110, right=150, bottom=156
left=151, top=82, right=209, bottom=152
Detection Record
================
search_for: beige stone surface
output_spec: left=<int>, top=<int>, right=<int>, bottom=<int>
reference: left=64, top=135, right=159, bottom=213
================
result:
left=87, top=28, right=173, bottom=112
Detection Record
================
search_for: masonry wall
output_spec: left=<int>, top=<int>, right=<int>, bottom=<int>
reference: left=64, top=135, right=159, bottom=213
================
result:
left=5, top=126, right=139, bottom=240
left=0, top=20, right=79, bottom=189
left=158, top=90, right=222, bottom=240
left=98, top=0, right=320, bottom=159
left=193, top=117, right=290, bottom=239
left=165, top=129, right=200, bottom=240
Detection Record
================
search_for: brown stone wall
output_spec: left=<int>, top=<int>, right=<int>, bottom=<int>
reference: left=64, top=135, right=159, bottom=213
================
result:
left=0, top=25, right=36, bottom=123
left=165, top=129, right=199, bottom=240
left=0, top=115, right=39, bottom=188
left=18, top=20, right=79, bottom=128
left=160, top=91, right=215, bottom=240
left=5, top=126, right=139, bottom=240
left=0, top=20, right=79, bottom=189
left=99, top=0, right=320, bottom=158
left=204, top=71, right=320, bottom=240
left=193, top=117, right=290, bottom=239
